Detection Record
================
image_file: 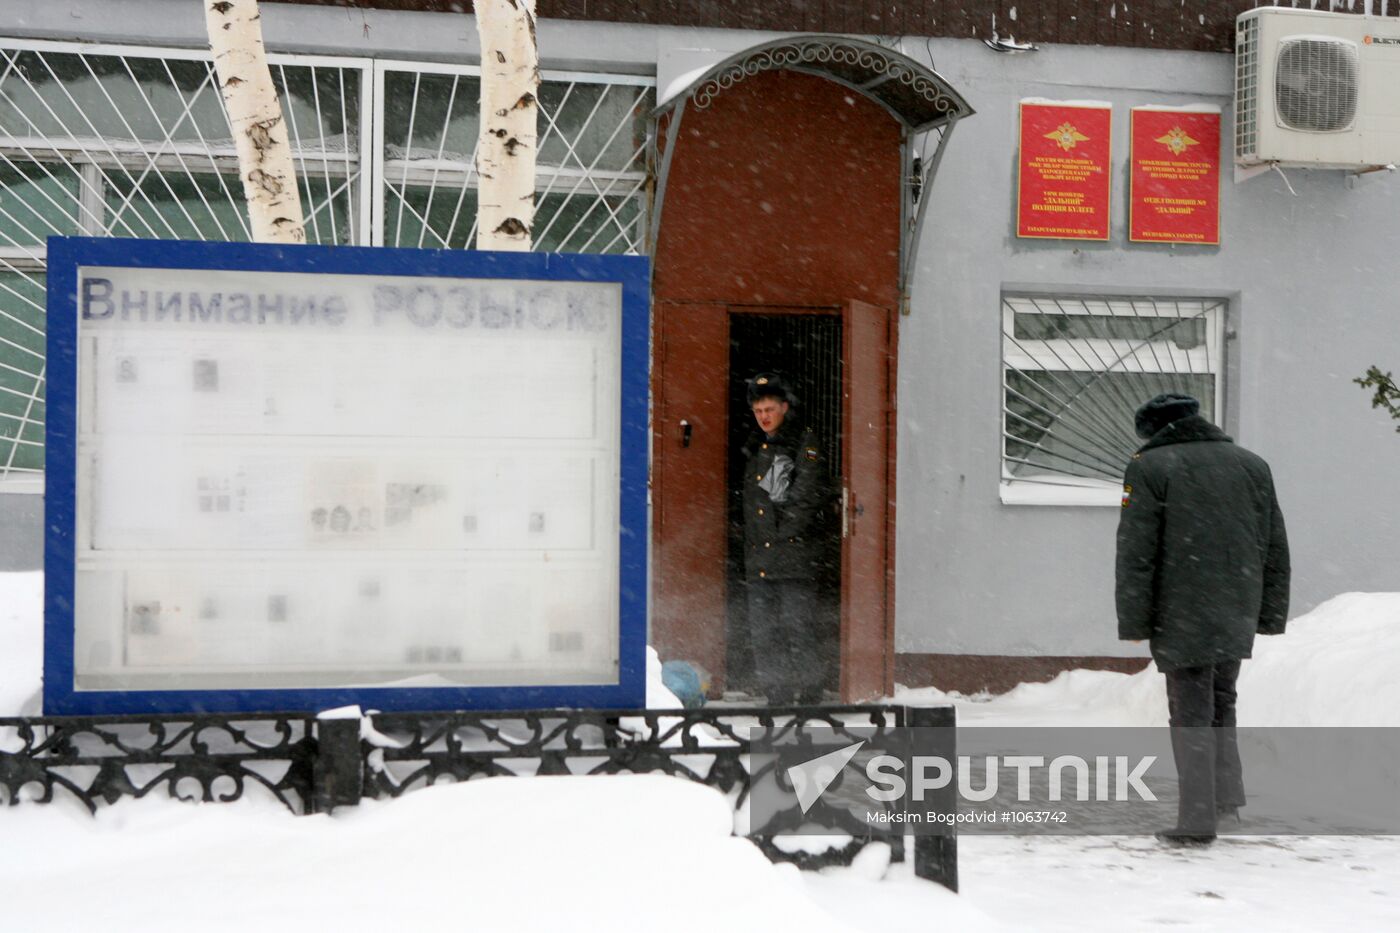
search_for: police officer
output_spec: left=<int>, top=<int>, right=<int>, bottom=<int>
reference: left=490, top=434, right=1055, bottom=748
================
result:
left=1116, top=393, right=1290, bottom=846
left=742, top=372, right=827, bottom=705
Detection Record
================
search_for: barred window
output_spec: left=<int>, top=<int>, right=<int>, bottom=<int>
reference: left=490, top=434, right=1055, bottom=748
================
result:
left=381, top=66, right=651, bottom=253
left=0, top=270, right=45, bottom=483
left=1001, top=293, right=1225, bottom=505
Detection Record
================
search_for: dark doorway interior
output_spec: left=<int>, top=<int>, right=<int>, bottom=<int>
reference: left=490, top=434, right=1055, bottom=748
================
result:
left=725, top=311, right=843, bottom=696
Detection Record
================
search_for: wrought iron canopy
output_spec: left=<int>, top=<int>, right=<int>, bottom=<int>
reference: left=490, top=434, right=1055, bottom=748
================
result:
left=654, top=35, right=974, bottom=133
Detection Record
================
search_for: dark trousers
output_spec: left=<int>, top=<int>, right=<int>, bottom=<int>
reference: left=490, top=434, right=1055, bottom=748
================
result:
left=747, top=578, right=822, bottom=705
left=1164, top=660, right=1246, bottom=833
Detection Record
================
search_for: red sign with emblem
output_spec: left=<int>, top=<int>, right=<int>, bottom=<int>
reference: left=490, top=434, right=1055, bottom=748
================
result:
left=1129, top=108, right=1221, bottom=245
left=1016, top=101, right=1112, bottom=241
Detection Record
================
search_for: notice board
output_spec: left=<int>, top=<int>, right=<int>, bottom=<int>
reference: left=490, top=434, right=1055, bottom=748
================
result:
left=1129, top=107, right=1222, bottom=245
left=1016, top=100, right=1113, bottom=241
left=44, top=238, right=648, bottom=714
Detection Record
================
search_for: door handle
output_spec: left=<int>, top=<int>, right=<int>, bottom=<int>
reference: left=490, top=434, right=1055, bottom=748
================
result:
left=680, top=419, right=692, bottom=448
left=841, top=486, right=850, bottom=539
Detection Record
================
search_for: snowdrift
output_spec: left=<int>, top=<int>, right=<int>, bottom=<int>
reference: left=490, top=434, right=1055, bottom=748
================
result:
left=897, top=591, right=1400, bottom=728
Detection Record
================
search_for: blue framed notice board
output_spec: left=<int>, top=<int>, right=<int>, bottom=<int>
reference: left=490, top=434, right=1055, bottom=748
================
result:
left=44, top=237, right=648, bottom=715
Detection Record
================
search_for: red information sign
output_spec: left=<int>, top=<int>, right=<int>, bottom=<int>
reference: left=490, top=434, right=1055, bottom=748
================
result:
left=1017, top=101, right=1112, bottom=241
left=1129, top=108, right=1221, bottom=245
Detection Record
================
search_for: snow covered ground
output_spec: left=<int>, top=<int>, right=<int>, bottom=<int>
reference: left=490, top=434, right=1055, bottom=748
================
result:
left=3, top=573, right=1398, bottom=931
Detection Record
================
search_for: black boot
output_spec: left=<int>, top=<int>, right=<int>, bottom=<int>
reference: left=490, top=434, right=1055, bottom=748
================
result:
left=1154, top=828, right=1217, bottom=848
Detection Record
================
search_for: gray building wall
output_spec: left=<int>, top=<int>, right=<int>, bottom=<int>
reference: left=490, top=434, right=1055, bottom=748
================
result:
left=6, top=4, right=1398, bottom=656
left=0, top=493, right=42, bottom=571
left=901, top=40, right=1400, bottom=659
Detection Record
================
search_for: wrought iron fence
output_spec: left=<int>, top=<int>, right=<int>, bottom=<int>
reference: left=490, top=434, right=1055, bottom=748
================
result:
left=0, top=712, right=316, bottom=812
left=0, top=703, right=957, bottom=889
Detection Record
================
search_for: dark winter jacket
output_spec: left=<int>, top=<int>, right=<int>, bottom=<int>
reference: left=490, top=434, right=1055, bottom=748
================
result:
left=742, top=418, right=828, bottom=581
left=1115, top=415, right=1291, bottom=672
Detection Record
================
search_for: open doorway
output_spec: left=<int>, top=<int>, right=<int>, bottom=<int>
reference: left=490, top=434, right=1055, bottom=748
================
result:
left=724, top=310, right=843, bottom=698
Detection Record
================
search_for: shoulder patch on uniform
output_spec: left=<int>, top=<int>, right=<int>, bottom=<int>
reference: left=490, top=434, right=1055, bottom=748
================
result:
left=805, top=446, right=819, bottom=462
left=1121, top=483, right=1132, bottom=508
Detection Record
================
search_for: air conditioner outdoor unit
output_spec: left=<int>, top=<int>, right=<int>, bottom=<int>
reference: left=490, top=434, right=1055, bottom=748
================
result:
left=1235, top=7, right=1400, bottom=169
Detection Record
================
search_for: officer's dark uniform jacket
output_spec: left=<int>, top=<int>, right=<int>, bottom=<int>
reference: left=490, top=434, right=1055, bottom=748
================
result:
left=1115, top=415, right=1291, bottom=672
left=742, top=418, right=826, bottom=581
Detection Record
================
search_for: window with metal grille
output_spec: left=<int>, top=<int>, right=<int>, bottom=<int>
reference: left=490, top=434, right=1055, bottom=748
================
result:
left=0, top=39, right=654, bottom=486
left=379, top=64, right=651, bottom=253
left=1001, top=294, right=1225, bottom=505
left=0, top=268, right=44, bottom=482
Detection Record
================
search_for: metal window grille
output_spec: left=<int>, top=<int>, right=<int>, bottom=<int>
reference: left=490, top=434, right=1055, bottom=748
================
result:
left=376, top=62, right=652, bottom=253
left=0, top=38, right=654, bottom=485
left=1001, top=294, right=1225, bottom=488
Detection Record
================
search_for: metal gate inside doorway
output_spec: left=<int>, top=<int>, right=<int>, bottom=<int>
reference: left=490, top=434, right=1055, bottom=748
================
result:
left=725, top=311, right=842, bottom=696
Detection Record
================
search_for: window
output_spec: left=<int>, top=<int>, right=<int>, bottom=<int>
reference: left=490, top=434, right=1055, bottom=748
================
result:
left=380, top=65, right=652, bottom=253
left=1000, top=293, right=1225, bottom=506
left=0, top=271, right=45, bottom=482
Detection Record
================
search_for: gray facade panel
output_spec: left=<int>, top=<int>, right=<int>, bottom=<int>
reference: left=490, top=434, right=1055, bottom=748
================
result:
left=11, top=0, right=661, bottom=72
left=900, top=41, right=1400, bottom=659
left=0, top=494, right=42, bottom=571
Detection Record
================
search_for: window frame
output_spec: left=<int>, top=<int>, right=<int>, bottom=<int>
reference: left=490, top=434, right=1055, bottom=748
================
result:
left=999, top=290, right=1227, bottom=507
left=372, top=58, right=653, bottom=253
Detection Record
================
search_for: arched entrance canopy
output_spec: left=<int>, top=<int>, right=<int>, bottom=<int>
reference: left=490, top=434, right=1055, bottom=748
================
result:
left=655, top=35, right=974, bottom=132
left=648, top=36, right=976, bottom=304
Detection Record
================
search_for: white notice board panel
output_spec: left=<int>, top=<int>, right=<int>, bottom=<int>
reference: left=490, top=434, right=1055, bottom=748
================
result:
left=44, top=239, right=649, bottom=714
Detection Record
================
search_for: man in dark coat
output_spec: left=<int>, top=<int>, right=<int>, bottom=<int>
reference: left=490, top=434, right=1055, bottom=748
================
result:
left=742, top=373, right=828, bottom=705
left=1116, top=393, right=1290, bottom=847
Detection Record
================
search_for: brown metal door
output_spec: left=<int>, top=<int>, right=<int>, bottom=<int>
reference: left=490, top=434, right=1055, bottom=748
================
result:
left=652, top=299, right=895, bottom=700
left=839, top=298, right=894, bottom=700
left=651, top=302, right=730, bottom=686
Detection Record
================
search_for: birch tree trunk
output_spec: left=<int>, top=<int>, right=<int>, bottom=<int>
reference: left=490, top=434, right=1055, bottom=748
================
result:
left=205, top=0, right=306, bottom=244
left=475, top=0, right=540, bottom=251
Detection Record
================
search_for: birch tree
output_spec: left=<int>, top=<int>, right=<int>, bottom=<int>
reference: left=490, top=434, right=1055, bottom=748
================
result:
left=205, top=0, right=306, bottom=244
left=475, top=0, right=540, bottom=251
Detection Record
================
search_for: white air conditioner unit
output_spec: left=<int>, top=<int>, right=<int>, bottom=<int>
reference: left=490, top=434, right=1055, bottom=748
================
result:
left=1235, top=7, right=1400, bottom=169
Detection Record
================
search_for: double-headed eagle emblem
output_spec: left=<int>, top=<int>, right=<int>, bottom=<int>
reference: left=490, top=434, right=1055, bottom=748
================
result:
left=1154, top=126, right=1200, bottom=156
left=1044, top=122, right=1090, bottom=152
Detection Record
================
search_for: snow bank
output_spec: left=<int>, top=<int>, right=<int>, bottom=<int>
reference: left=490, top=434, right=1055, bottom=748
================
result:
left=3, top=575, right=1395, bottom=930
left=0, top=576, right=1009, bottom=931
left=0, top=774, right=887, bottom=933
left=1234, top=591, right=1400, bottom=726
left=0, top=571, right=41, bottom=716
left=897, top=592, right=1400, bottom=728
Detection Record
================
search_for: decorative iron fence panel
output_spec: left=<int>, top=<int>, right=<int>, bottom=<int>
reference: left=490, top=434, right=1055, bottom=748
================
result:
left=0, top=713, right=316, bottom=813
left=0, top=704, right=957, bottom=889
